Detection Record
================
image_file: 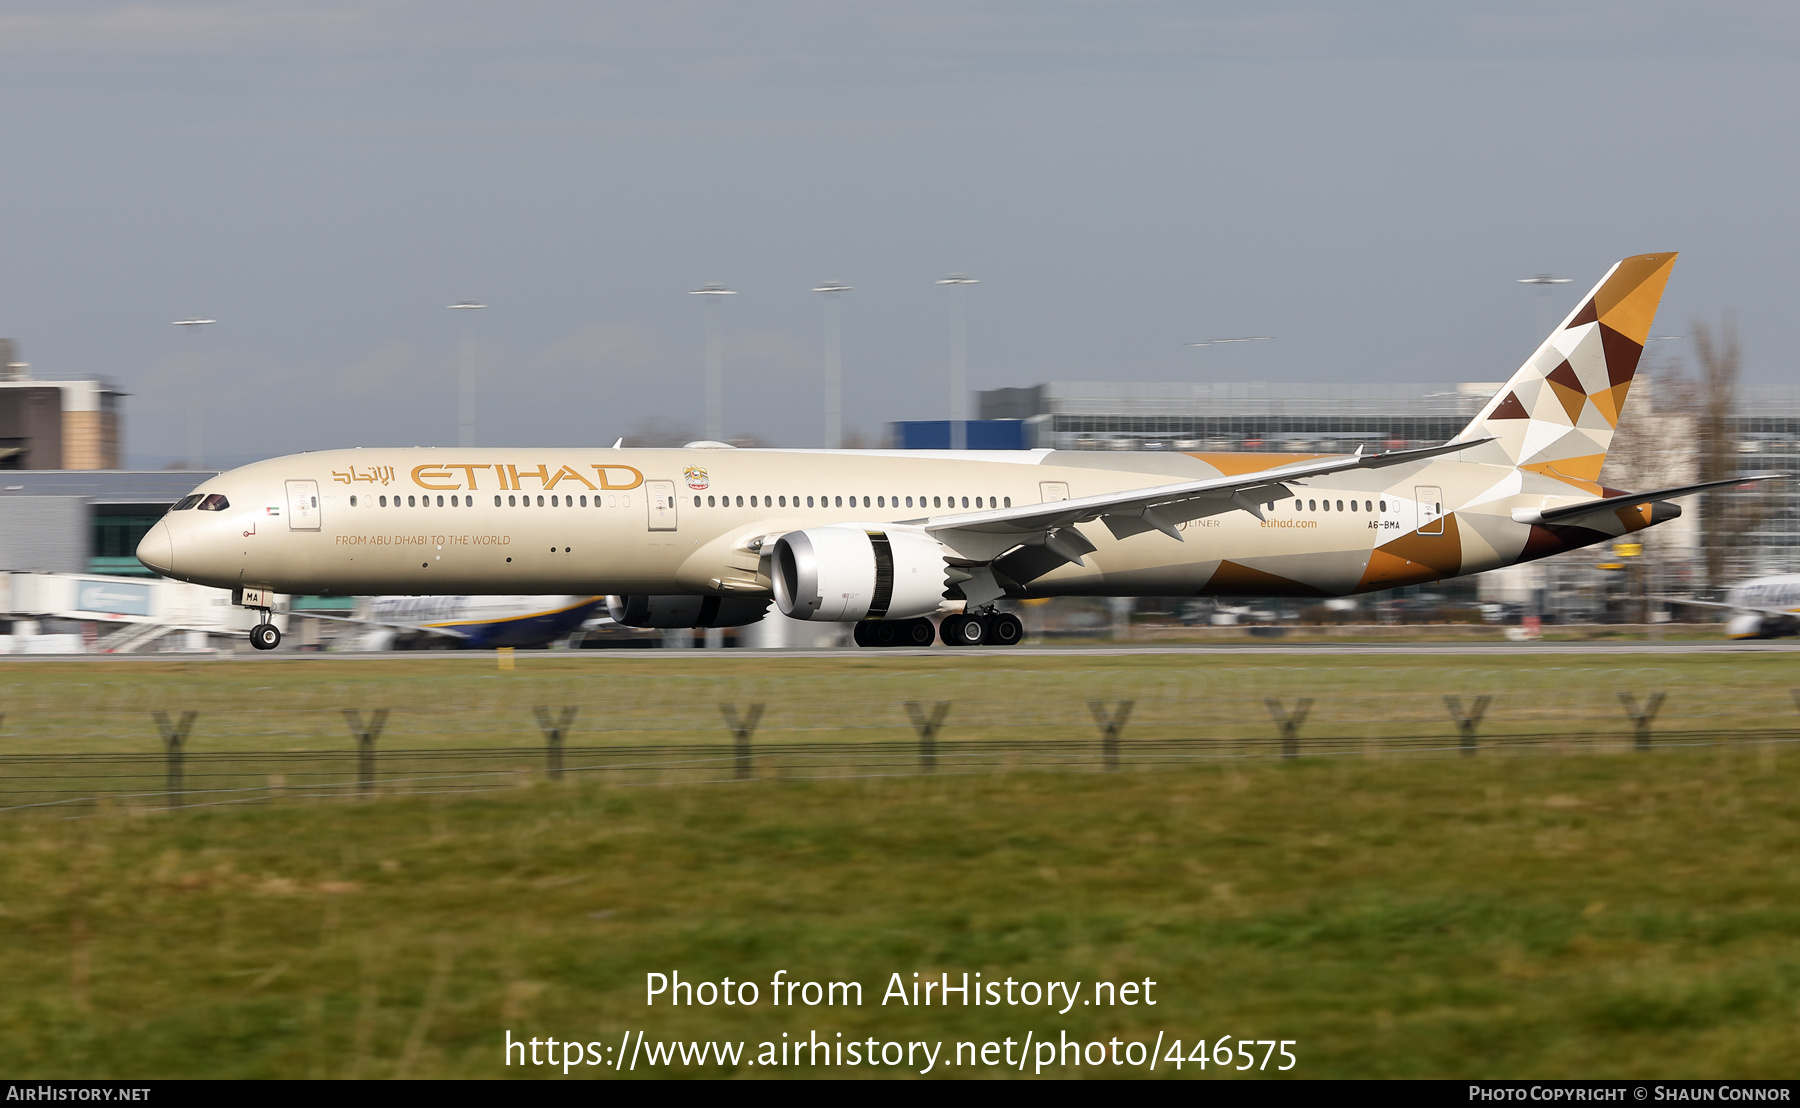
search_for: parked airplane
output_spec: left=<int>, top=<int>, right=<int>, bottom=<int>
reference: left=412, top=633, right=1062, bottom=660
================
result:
left=1661, top=575, right=1800, bottom=639
left=308, top=594, right=609, bottom=649
left=137, top=253, right=1780, bottom=650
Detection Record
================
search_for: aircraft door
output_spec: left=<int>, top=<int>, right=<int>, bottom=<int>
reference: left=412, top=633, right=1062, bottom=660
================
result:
left=646, top=480, right=678, bottom=532
left=1040, top=481, right=1070, bottom=503
left=285, top=480, right=321, bottom=531
left=1416, top=486, right=1444, bottom=535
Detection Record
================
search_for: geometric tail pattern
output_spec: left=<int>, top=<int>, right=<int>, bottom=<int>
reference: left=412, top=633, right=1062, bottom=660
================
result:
left=1458, top=253, right=1677, bottom=491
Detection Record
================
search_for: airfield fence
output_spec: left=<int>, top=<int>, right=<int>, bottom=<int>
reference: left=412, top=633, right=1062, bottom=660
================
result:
left=1, top=666, right=1797, bottom=813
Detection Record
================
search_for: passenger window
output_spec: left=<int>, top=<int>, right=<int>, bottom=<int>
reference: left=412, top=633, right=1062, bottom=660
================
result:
left=933, top=496, right=941, bottom=508
left=580, top=495, right=587, bottom=507
left=778, top=495, right=786, bottom=507
left=494, top=495, right=502, bottom=507
left=550, top=495, right=558, bottom=507
left=1380, top=500, right=1387, bottom=512
left=737, top=495, right=744, bottom=507
left=806, top=496, right=814, bottom=507
left=1308, top=499, right=1316, bottom=511
left=877, top=496, right=885, bottom=507
left=312, top=496, right=319, bottom=508
left=509, top=495, right=517, bottom=507
left=1336, top=500, right=1343, bottom=512
left=906, top=496, right=914, bottom=507
left=350, top=495, right=358, bottom=507
left=1294, top=499, right=1302, bottom=511
left=961, top=497, right=969, bottom=508
left=436, top=495, right=444, bottom=507
left=1004, top=497, right=1011, bottom=507
left=536, top=495, right=545, bottom=507
left=834, top=496, right=841, bottom=507
left=407, top=495, right=416, bottom=507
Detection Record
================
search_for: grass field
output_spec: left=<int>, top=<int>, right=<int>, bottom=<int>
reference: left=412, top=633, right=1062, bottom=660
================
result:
left=2, top=654, right=1799, bottom=1078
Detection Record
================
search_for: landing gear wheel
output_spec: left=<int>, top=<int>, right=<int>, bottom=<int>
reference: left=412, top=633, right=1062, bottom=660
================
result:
left=250, top=623, right=281, bottom=651
left=871, top=621, right=901, bottom=647
left=902, top=618, right=937, bottom=647
left=940, top=614, right=988, bottom=647
left=986, top=612, right=1025, bottom=646
left=852, top=622, right=873, bottom=648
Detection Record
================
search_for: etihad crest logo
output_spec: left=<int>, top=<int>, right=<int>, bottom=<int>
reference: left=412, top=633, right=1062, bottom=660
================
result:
left=684, top=466, right=710, bottom=491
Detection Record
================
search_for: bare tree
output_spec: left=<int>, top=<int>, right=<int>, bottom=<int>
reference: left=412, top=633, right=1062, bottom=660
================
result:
left=1688, top=313, right=1779, bottom=592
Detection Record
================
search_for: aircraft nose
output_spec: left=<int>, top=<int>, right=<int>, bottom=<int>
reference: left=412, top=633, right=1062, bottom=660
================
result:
left=137, top=520, right=174, bottom=576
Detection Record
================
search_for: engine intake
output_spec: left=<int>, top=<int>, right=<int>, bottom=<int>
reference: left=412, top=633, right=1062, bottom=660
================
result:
left=607, top=595, right=770, bottom=628
left=771, top=525, right=949, bottom=622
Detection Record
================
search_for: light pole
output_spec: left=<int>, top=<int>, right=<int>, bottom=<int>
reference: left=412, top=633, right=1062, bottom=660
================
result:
left=812, top=281, right=852, bottom=448
left=691, top=284, right=736, bottom=442
left=937, top=273, right=977, bottom=450
left=172, top=318, right=216, bottom=470
left=1517, top=274, right=1572, bottom=340
left=449, top=300, right=486, bottom=447
left=1185, top=336, right=1273, bottom=380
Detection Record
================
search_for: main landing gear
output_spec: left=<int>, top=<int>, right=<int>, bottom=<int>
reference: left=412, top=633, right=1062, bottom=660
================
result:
left=852, top=617, right=938, bottom=649
left=851, top=611, right=1025, bottom=648
left=249, top=612, right=281, bottom=651
left=938, top=611, right=1024, bottom=647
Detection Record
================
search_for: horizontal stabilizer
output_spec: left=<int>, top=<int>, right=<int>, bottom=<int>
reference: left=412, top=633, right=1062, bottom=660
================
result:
left=1510, top=473, right=1785, bottom=526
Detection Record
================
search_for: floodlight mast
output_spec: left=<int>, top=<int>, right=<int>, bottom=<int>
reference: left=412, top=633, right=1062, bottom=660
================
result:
left=449, top=301, right=487, bottom=448
left=812, top=281, right=852, bottom=449
left=1185, top=336, right=1273, bottom=379
left=691, top=284, right=736, bottom=442
left=937, top=273, right=978, bottom=450
left=172, top=318, right=216, bottom=470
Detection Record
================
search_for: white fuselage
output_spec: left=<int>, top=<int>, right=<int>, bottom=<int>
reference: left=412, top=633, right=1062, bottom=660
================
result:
left=136, top=445, right=1660, bottom=607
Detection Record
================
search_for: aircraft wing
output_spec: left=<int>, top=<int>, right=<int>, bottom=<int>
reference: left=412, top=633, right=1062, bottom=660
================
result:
left=920, top=437, right=1493, bottom=564
left=1511, top=474, right=1786, bottom=527
left=1655, top=596, right=1800, bottom=619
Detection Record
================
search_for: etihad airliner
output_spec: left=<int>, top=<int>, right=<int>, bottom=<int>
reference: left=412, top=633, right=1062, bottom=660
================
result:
left=138, top=253, right=1774, bottom=650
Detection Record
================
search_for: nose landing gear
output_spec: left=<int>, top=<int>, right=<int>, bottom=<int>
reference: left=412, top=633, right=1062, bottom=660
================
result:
left=250, top=614, right=281, bottom=651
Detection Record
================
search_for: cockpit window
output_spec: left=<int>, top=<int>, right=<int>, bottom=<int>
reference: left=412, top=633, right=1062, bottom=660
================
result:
left=171, top=494, right=203, bottom=511
left=196, top=494, right=230, bottom=511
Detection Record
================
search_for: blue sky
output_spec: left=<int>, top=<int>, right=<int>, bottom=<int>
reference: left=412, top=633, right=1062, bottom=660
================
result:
left=1, top=2, right=1794, bottom=463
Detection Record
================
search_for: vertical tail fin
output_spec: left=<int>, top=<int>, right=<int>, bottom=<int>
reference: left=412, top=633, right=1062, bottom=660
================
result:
left=1459, top=253, right=1677, bottom=487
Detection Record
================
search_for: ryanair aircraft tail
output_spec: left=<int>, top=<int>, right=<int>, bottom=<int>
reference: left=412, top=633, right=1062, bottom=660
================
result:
left=1459, top=253, right=1677, bottom=488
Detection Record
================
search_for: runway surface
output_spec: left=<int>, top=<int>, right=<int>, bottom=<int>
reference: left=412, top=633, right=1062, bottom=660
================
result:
left=5, top=641, right=1799, bottom=661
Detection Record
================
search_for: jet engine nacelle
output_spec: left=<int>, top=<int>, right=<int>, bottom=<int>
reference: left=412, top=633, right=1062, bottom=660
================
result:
left=606, top=595, right=770, bottom=628
left=771, top=524, right=950, bottom=622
